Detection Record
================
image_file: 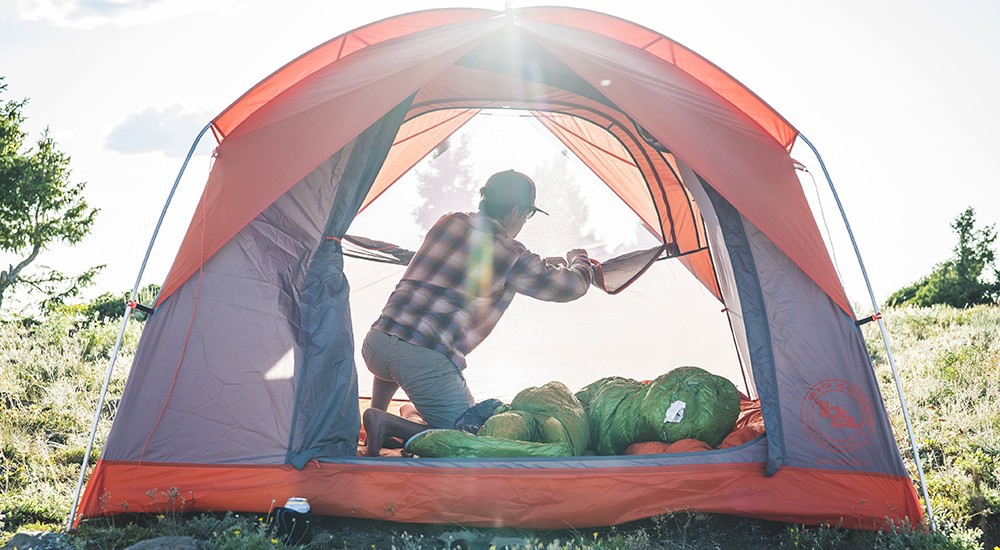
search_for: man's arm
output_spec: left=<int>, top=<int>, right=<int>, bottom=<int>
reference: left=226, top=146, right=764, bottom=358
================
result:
left=506, top=248, right=593, bottom=302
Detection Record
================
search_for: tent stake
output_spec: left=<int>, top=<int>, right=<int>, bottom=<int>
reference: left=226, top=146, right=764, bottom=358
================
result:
left=797, top=133, right=936, bottom=531
left=65, top=122, right=213, bottom=532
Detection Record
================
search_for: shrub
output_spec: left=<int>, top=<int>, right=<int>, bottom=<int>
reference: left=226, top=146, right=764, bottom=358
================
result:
left=887, top=207, right=1000, bottom=308
left=78, top=283, right=160, bottom=324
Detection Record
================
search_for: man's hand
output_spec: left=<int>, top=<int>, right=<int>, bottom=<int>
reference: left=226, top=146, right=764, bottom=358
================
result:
left=566, top=248, right=589, bottom=263
left=546, top=256, right=568, bottom=267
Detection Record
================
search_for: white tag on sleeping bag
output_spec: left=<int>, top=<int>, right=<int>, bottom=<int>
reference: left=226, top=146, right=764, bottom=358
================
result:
left=663, top=400, right=686, bottom=423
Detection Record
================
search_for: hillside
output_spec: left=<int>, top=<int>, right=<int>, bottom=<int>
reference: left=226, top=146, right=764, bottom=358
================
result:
left=1, top=304, right=997, bottom=549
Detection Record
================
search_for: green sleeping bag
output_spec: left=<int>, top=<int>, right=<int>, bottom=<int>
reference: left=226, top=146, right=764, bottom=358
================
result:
left=479, top=410, right=538, bottom=441
left=641, top=366, right=740, bottom=448
left=574, top=376, right=648, bottom=455
left=406, top=381, right=590, bottom=458
left=575, top=367, right=740, bottom=454
left=405, top=429, right=572, bottom=458
left=507, top=381, right=590, bottom=456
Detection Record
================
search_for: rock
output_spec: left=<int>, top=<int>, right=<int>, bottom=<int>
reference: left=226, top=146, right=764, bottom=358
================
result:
left=124, top=536, right=208, bottom=550
left=437, top=530, right=480, bottom=549
left=489, top=536, right=531, bottom=550
left=2, top=531, right=71, bottom=550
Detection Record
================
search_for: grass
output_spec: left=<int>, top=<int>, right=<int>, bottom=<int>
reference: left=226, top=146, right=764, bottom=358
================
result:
left=863, top=304, right=1000, bottom=545
left=1, top=304, right=997, bottom=548
left=0, top=309, right=140, bottom=537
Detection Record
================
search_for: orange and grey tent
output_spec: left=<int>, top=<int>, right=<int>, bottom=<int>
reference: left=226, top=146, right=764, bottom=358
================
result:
left=70, top=6, right=931, bottom=530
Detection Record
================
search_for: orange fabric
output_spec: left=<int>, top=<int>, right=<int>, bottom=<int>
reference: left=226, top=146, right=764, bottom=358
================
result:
left=736, top=397, right=766, bottom=428
left=212, top=9, right=496, bottom=140
left=361, top=109, right=478, bottom=212
left=533, top=112, right=720, bottom=299
left=517, top=17, right=850, bottom=315
left=676, top=249, right=721, bottom=301
left=720, top=425, right=767, bottom=448
left=720, top=398, right=766, bottom=448
left=625, top=439, right=712, bottom=455
left=517, top=7, right=797, bottom=150
left=77, top=460, right=922, bottom=530
left=158, top=17, right=505, bottom=305
left=159, top=8, right=852, bottom=318
left=533, top=112, right=659, bottom=234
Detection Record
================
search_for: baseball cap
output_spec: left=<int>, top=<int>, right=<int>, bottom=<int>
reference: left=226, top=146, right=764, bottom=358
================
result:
left=480, top=170, right=549, bottom=217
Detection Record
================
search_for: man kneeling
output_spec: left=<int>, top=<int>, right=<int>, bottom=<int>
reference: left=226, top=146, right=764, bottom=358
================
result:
left=362, top=170, right=593, bottom=456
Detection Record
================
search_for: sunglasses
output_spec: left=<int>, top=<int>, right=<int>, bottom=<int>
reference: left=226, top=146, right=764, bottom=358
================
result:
left=525, top=206, right=549, bottom=219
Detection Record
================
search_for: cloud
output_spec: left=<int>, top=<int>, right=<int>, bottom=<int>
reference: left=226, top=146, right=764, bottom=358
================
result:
left=15, top=0, right=236, bottom=29
left=106, top=104, right=214, bottom=158
left=67, top=0, right=161, bottom=18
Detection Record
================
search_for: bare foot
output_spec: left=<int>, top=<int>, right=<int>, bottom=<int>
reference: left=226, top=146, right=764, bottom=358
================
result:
left=363, top=407, right=428, bottom=457
left=363, top=408, right=386, bottom=457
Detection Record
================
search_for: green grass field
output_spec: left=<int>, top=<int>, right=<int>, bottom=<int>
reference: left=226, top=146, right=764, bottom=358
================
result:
left=1, top=304, right=996, bottom=549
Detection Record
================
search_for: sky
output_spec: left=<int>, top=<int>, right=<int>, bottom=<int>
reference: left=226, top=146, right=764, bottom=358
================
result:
left=1, top=0, right=999, bottom=313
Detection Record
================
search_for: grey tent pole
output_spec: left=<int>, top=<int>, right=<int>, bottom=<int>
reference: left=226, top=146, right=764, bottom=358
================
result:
left=65, top=122, right=213, bottom=531
left=797, top=133, right=935, bottom=530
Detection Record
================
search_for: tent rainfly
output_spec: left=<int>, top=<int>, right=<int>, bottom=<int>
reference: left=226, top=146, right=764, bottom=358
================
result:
left=70, top=6, right=932, bottom=531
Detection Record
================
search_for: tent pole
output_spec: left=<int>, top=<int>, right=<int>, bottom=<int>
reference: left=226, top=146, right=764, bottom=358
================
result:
left=65, top=122, right=213, bottom=531
left=797, top=133, right=936, bottom=531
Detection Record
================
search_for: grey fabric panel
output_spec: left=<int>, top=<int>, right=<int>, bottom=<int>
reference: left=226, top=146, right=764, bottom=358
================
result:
left=102, top=159, right=342, bottom=463
left=679, top=166, right=753, bottom=395
left=743, top=217, right=907, bottom=476
left=287, top=97, right=414, bottom=467
left=702, top=184, right=786, bottom=476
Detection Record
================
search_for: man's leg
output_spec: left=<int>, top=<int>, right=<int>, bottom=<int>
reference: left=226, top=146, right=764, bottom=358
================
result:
left=370, top=377, right=399, bottom=411
left=392, top=343, right=474, bottom=430
left=363, top=408, right=427, bottom=457
left=363, top=329, right=401, bottom=411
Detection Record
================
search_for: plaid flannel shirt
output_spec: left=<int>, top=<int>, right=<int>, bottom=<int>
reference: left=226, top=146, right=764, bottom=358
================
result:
left=372, top=212, right=593, bottom=370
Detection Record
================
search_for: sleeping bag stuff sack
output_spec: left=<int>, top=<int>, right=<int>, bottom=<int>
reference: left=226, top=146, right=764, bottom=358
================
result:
left=479, top=410, right=538, bottom=441
left=575, top=367, right=740, bottom=455
left=643, top=367, right=740, bottom=448
left=574, top=376, right=648, bottom=455
left=506, top=381, right=590, bottom=455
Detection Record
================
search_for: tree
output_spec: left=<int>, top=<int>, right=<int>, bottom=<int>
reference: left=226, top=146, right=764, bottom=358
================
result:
left=78, top=283, right=160, bottom=323
left=412, top=134, right=478, bottom=231
left=0, top=78, right=101, bottom=312
left=517, top=152, right=600, bottom=257
left=886, top=207, right=1000, bottom=308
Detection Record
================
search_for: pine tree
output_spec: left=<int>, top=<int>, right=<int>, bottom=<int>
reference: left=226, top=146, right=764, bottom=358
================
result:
left=412, top=134, right=478, bottom=231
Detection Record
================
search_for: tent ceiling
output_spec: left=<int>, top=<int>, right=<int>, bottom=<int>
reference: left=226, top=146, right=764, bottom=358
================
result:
left=160, top=7, right=851, bottom=317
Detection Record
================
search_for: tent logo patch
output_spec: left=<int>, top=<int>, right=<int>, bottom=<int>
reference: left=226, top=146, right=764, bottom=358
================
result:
left=801, top=379, right=874, bottom=452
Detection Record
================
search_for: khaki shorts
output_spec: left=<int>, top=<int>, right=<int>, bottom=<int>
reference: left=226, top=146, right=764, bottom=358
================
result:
left=362, top=329, right=474, bottom=429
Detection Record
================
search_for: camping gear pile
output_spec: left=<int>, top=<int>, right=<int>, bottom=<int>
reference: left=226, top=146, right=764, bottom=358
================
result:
left=70, top=6, right=928, bottom=531
left=406, top=368, right=740, bottom=458
left=407, top=381, right=588, bottom=458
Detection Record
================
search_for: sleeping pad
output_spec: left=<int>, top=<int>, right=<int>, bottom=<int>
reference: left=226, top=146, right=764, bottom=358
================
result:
left=575, top=367, right=740, bottom=455
left=405, top=381, right=590, bottom=458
